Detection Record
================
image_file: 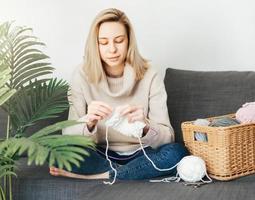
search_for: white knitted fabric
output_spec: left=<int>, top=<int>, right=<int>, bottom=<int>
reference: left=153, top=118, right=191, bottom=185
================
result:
left=105, top=110, right=146, bottom=138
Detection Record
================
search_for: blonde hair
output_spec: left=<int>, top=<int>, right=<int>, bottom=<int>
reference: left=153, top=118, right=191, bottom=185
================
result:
left=83, top=8, right=149, bottom=84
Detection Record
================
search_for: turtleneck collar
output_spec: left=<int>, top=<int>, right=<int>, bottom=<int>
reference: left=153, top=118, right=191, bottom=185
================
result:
left=98, top=63, right=136, bottom=97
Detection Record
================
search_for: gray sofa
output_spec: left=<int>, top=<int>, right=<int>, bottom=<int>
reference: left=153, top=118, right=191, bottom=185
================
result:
left=1, top=68, right=255, bottom=200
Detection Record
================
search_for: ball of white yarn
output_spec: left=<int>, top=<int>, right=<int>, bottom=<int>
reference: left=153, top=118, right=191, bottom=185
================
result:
left=177, top=155, right=207, bottom=182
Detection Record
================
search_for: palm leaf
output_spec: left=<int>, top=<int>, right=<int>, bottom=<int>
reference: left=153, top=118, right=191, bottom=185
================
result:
left=6, top=78, right=69, bottom=135
left=0, top=22, right=54, bottom=89
left=0, top=62, right=16, bottom=106
left=0, top=120, right=95, bottom=171
left=0, top=154, right=17, bottom=200
left=0, top=154, right=17, bottom=179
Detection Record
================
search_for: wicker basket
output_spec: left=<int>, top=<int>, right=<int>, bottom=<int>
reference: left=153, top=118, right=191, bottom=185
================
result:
left=181, top=114, right=255, bottom=181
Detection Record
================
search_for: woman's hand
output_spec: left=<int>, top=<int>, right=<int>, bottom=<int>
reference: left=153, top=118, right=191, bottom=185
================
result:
left=86, top=101, right=112, bottom=130
left=117, top=105, right=150, bottom=135
left=118, top=105, right=145, bottom=123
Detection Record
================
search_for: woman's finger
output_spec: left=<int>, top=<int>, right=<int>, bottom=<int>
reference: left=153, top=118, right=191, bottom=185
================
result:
left=87, top=114, right=102, bottom=121
left=91, top=101, right=113, bottom=113
left=127, top=109, right=144, bottom=122
left=129, top=114, right=144, bottom=123
left=120, top=105, right=142, bottom=116
left=88, top=108, right=108, bottom=118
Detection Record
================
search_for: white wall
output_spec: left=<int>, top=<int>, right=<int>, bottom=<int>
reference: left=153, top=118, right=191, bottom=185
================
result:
left=1, top=0, right=255, bottom=81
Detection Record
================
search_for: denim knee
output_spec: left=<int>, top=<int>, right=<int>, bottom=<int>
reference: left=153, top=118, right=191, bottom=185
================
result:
left=70, top=147, right=113, bottom=174
left=159, top=143, right=189, bottom=161
left=109, top=143, right=189, bottom=180
left=52, top=147, right=112, bottom=175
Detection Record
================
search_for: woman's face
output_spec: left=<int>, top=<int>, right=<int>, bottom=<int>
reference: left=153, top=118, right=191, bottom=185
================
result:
left=98, top=22, right=128, bottom=71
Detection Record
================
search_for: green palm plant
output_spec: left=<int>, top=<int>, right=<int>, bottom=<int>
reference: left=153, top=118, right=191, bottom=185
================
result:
left=0, top=22, right=94, bottom=200
left=0, top=22, right=53, bottom=89
left=0, top=120, right=93, bottom=170
left=0, top=65, right=16, bottom=106
left=0, top=63, right=16, bottom=200
left=0, top=155, right=16, bottom=200
left=0, top=21, right=69, bottom=137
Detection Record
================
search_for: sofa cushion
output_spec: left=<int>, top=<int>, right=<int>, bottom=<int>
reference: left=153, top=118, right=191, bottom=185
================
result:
left=12, top=158, right=255, bottom=200
left=164, top=68, right=255, bottom=143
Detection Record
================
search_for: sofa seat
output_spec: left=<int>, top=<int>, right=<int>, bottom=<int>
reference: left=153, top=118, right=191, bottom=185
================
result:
left=13, top=158, right=255, bottom=200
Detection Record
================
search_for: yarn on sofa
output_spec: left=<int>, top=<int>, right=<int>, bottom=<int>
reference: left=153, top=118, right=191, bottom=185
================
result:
left=177, top=156, right=209, bottom=183
left=210, top=116, right=240, bottom=127
left=236, top=102, right=255, bottom=124
left=150, top=155, right=212, bottom=185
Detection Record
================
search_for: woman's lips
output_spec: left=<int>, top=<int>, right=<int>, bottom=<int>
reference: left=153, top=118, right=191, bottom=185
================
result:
left=108, top=56, right=119, bottom=59
left=108, top=56, right=120, bottom=61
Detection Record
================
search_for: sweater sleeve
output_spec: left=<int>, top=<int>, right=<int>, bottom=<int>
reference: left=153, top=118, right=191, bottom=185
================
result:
left=141, top=73, right=175, bottom=148
left=62, top=67, right=97, bottom=137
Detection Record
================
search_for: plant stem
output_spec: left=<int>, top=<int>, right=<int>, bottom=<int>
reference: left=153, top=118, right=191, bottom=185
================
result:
left=0, top=186, right=6, bottom=200
left=6, top=115, right=10, bottom=139
left=3, top=115, right=10, bottom=194
left=3, top=175, right=6, bottom=199
left=8, top=175, right=12, bottom=200
left=6, top=115, right=12, bottom=200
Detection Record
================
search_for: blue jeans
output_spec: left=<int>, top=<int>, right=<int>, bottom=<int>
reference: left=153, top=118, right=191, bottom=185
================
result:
left=70, top=143, right=189, bottom=180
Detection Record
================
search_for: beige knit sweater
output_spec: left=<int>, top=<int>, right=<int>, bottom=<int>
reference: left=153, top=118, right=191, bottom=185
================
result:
left=63, top=63, right=174, bottom=153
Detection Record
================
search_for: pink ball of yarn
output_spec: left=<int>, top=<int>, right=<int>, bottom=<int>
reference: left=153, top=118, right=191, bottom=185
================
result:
left=236, top=102, right=255, bottom=123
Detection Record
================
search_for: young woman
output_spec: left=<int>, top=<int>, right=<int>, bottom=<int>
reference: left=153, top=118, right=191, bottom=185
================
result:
left=50, top=8, right=188, bottom=181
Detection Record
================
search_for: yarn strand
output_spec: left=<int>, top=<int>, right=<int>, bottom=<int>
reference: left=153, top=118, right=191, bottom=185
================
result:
left=103, top=126, right=117, bottom=185
left=201, top=171, right=213, bottom=183
left=137, top=136, right=179, bottom=171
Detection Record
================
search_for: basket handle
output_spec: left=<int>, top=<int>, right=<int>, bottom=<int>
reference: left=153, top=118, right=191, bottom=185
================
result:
left=193, top=130, right=208, bottom=142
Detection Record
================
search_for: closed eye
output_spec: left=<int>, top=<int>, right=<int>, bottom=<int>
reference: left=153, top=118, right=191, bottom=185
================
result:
left=115, top=38, right=124, bottom=43
left=99, top=40, right=108, bottom=45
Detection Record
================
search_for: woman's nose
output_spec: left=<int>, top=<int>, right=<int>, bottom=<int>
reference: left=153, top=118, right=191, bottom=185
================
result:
left=109, top=42, right=117, bottom=53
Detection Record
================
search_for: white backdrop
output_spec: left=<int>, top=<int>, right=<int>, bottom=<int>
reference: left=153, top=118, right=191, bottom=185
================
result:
left=1, top=0, right=255, bottom=81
